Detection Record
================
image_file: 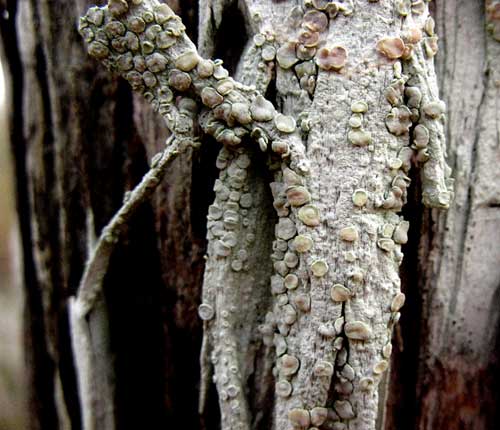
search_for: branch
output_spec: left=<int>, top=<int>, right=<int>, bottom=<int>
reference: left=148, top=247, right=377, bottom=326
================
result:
left=70, top=137, right=190, bottom=430
left=75, top=135, right=184, bottom=315
left=78, top=0, right=306, bottom=166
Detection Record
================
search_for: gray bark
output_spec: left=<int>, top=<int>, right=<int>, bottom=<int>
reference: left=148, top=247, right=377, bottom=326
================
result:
left=0, top=1, right=498, bottom=430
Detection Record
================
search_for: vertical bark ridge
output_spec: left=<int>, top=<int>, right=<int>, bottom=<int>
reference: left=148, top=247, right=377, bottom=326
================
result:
left=0, top=0, right=60, bottom=428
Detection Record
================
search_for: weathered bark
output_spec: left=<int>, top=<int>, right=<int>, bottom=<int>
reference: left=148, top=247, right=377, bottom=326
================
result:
left=0, top=0, right=207, bottom=429
left=0, top=0, right=499, bottom=430
left=414, top=1, right=500, bottom=429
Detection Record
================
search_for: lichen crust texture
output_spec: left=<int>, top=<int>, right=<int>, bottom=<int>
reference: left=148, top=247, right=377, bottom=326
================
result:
left=79, top=1, right=452, bottom=429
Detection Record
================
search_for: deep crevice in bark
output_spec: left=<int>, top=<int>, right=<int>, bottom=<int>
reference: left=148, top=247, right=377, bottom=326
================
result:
left=104, top=204, right=168, bottom=429
left=264, top=76, right=278, bottom=109
left=180, top=0, right=200, bottom=44
left=386, top=170, right=424, bottom=430
left=212, top=1, right=249, bottom=75
left=88, top=79, right=133, bottom=233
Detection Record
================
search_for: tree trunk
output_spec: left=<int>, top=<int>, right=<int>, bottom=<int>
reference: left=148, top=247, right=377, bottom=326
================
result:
left=0, top=1, right=498, bottom=430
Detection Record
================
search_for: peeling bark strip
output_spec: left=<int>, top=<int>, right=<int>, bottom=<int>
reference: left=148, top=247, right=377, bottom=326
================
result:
left=77, top=1, right=452, bottom=430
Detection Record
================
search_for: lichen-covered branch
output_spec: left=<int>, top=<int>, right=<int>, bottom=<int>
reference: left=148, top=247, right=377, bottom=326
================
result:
left=79, top=0, right=304, bottom=156
left=77, top=1, right=453, bottom=430
left=197, top=9, right=278, bottom=427
left=401, top=9, right=454, bottom=208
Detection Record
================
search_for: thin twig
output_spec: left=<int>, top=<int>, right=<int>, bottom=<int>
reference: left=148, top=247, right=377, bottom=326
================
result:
left=76, top=135, right=182, bottom=315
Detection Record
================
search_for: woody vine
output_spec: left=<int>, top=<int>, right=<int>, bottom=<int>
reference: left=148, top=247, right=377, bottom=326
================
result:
left=72, top=1, right=455, bottom=430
